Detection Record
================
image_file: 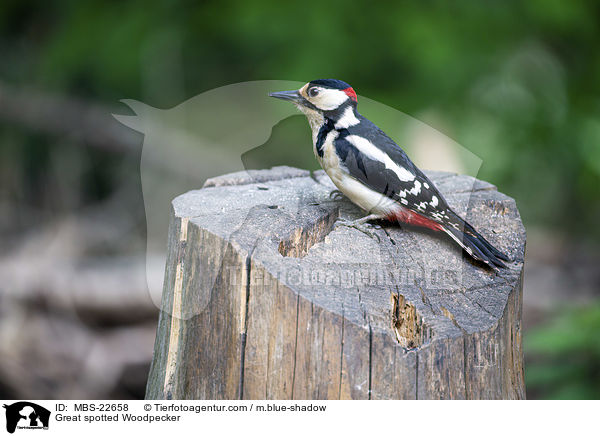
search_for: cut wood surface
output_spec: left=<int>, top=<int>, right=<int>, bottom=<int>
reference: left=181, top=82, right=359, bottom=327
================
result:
left=146, top=166, right=526, bottom=400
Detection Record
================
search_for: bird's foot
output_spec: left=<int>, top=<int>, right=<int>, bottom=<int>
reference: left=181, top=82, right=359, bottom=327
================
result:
left=329, top=189, right=344, bottom=200
left=334, top=214, right=382, bottom=242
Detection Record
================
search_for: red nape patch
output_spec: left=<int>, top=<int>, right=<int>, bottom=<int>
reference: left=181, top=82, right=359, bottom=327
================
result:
left=343, top=87, right=357, bottom=102
left=387, top=209, right=443, bottom=231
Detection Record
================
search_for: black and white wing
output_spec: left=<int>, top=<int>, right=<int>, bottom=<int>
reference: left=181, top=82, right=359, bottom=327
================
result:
left=335, top=115, right=451, bottom=220
left=334, top=116, right=509, bottom=267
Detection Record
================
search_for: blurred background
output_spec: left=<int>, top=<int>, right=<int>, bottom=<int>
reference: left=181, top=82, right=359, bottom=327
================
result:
left=1, top=0, right=599, bottom=399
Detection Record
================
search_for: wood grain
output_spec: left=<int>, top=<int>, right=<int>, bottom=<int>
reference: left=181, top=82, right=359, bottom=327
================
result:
left=146, top=166, right=526, bottom=400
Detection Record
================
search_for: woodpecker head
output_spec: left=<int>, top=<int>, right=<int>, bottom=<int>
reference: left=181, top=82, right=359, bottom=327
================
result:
left=270, top=79, right=358, bottom=121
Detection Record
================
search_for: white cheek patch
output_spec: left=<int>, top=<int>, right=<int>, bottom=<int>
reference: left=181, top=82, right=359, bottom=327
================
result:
left=335, top=106, right=360, bottom=129
left=313, top=89, right=349, bottom=111
left=345, top=135, right=416, bottom=182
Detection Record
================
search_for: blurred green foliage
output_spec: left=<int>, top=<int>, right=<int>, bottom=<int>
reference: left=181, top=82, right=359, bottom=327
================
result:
left=526, top=302, right=600, bottom=399
left=2, top=0, right=600, bottom=238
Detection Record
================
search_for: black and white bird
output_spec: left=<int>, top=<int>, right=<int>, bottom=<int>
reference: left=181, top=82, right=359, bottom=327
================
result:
left=270, top=79, right=509, bottom=268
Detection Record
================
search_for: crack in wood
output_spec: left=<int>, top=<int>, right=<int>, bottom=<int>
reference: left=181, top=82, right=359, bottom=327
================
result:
left=368, top=324, right=373, bottom=400
left=463, top=338, right=469, bottom=400
left=463, top=291, right=496, bottom=317
left=163, top=216, right=189, bottom=399
left=415, top=352, right=419, bottom=400
left=417, top=283, right=437, bottom=315
left=440, top=305, right=468, bottom=336
left=356, top=286, right=373, bottom=400
left=238, top=246, right=255, bottom=400
left=290, top=292, right=300, bottom=399
left=338, top=301, right=344, bottom=400
left=278, top=207, right=339, bottom=257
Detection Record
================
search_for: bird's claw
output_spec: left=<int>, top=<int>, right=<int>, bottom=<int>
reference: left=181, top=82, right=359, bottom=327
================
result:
left=334, top=218, right=381, bottom=242
left=329, top=189, right=344, bottom=200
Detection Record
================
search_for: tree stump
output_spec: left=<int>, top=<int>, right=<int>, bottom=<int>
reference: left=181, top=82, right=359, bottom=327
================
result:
left=146, top=166, right=526, bottom=400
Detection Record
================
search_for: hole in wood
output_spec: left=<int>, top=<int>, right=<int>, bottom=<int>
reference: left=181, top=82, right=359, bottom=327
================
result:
left=278, top=208, right=339, bottom=258
left=390, top=293, right=431, bottom=349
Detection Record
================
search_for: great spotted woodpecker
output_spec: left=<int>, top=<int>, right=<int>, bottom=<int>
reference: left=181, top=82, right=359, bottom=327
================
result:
left=270, top=79, right=509, bottom=268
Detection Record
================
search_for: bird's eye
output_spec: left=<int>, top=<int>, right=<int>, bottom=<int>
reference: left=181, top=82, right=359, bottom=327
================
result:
left=308, top=87, right=320, bottom=98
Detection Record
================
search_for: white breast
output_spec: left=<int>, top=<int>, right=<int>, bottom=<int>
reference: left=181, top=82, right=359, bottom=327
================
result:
left=316, top=129, right=400, bottom=217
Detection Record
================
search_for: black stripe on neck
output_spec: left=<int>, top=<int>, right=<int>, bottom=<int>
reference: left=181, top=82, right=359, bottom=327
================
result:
left=324, top=100, right=356, bottom=122
left=315, top=103, right=357, bottom=157
left=315, top=118, right=334, bottom=158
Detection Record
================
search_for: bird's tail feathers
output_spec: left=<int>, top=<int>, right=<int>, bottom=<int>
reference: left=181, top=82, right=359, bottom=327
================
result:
left=442, top=211, right=509, bottom=269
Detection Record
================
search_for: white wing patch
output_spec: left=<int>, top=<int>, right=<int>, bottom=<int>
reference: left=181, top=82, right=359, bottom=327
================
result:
left=345, top=135, right=416, bottom=182
left=335, top=106, right=360, bottom=129
left=408, top=180, right=421, bottom=196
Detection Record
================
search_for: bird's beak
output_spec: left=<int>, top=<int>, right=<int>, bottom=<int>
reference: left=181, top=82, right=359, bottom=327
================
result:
left=269, top=90, right=302, bottom=104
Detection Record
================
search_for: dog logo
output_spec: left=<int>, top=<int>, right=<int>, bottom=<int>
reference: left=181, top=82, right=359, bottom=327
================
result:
left=3, top=402, right=50, bottom=433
